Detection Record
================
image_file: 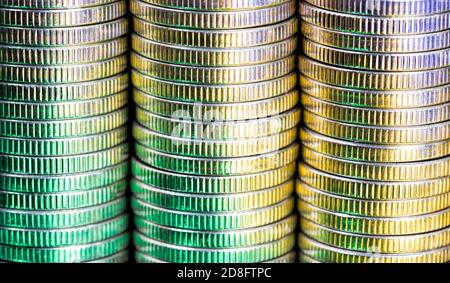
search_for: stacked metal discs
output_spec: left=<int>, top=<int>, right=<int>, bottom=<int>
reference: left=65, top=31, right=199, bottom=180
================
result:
left=297, top=0, right=450, bottom=263
left=130, top=0, right=299, bottom=263
left=0, top=0, right=130, bottom=262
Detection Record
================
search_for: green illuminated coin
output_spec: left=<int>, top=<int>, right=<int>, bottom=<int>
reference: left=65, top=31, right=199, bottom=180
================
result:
left=135, top=250, right=296, bottom=263
left=134, top=215, right=296, bottom=248
left=0, top=127, right=127, bottom=156
left=132, top=196, right=294, bottom=230
left=133, top=122, right=297, bottom=158
left=0, top=91, right=127, bottom=120
left=0, top=214, right=128, bottom=247
left=0, top=107, right=127, bottom=138
left=135, top=142, right=298, bottom=175
left=135, top=107, right=300, bottom=139
left=0, top=197, right=127, bottom=229
left=0, top=179, right=127, bottom=210
left=134, top=232, right=295, bottom=263
left=87, top=249, right=128, bottom=263
left=131, top=178, right=294, bottom=212
left=0, top=162, right=128, bottom=193
left=0, top=143, right=128, bottom=175
left=0, top=72, right=128, bottom=103
left=0, top=233, right=129, bottom=263
left=132, top=158, right=296, bottom=194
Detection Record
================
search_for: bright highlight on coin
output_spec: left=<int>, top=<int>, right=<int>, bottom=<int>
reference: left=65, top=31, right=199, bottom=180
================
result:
left=298, top=0, right=450, bottom=263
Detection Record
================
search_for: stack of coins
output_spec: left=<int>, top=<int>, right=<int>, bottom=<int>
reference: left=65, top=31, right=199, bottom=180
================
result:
left=130, top=0, right=300, bottom=263
left=0, top=0, right=130, bottom=262
left=297, top=0, right=450, bottom=263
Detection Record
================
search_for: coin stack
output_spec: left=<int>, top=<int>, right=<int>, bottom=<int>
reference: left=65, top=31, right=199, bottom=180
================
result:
left=297, top=0, right=450, bottom=263
left=130, top=0, right=300, bottom=263
left=0, top=0, right=130, bottom=262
